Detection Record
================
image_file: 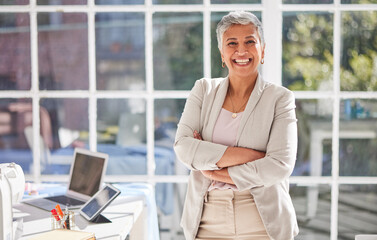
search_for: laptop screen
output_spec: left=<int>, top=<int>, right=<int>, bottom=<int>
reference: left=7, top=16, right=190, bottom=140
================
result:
left=68, top=152, right=106, bottom=197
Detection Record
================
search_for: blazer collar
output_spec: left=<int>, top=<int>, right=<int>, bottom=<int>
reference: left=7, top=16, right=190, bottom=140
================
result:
left=204, top=76, right=229, bottom=141
left=236, top=74, right=269, bottom=142
left=242, top=74, right=268, bottom=117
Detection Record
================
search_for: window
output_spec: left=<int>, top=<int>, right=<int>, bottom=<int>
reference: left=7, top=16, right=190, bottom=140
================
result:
left=1, top=0, right=376, bottom=239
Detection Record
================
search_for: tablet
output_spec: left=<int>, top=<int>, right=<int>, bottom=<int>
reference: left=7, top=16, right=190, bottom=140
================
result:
left=79, top=184, right=121, bottom=221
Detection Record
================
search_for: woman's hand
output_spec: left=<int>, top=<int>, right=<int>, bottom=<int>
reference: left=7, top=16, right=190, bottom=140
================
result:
left=193, top=130, right=203, bottom=140
left=201, top=169, right=234, bottom=184
left=201, top=170, right=213, bottom=179
left=216, top=147, right=266, bottom=168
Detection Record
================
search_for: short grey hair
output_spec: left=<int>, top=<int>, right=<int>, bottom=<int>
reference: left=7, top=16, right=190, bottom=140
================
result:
left=216, top=11, right=265, bottom=50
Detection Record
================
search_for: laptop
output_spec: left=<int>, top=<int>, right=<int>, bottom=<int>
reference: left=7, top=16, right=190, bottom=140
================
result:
left=24, top=148, right=108, bottom=211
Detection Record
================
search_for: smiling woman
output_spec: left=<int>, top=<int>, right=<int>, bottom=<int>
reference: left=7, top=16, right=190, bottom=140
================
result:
left=174, top=11, right=299, bottom=240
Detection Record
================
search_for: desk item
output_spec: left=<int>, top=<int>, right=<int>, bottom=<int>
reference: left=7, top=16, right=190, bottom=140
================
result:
left=51, top=209, right=60, bottom=222
left=51, top=209, right=75, bottom=230
left=55, top=204, right=64, bottom=219
left=79, top=184, right=121, bottom=222
left=24, top=148, right=108, bottom=211
left=0, top=163, right=25, bottom=240
left=29, top=229, right=95, bottom=240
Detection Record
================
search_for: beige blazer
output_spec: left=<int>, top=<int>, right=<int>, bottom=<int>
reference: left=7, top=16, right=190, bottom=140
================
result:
left=174, top=75, right=299, bottom=240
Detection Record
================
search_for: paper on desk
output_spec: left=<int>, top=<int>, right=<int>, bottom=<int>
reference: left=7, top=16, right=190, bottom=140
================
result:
left=29, top=229, right=95, bottom=240
left=13, top=207, right=30, bottom=218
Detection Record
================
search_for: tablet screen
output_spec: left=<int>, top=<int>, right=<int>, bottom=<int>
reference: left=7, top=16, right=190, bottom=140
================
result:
left=80, top=184, right=120, bottom=221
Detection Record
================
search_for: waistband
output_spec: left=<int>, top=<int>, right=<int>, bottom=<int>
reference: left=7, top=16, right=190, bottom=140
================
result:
left=204, top=189, right=253, bottom=202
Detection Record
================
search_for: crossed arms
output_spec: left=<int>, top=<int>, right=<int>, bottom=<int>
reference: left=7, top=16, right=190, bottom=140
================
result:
left=193, top=130, right=265, bottom=184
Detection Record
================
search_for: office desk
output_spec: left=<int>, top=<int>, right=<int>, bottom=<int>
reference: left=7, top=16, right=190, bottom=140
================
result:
left=16, top=197, right=144, bottom=240
left=307, top=119, right=377, bottom=218
left=15, top=183, right=159, bottom=240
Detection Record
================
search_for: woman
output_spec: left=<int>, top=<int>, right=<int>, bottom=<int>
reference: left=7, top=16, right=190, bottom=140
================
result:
left=174, top=11, right=298, bottom=240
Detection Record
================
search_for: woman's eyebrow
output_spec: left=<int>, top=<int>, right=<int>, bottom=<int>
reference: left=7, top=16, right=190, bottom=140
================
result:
left=245, top=35, right=256, bottom=39
left=225, top=37, right=237, bottom=42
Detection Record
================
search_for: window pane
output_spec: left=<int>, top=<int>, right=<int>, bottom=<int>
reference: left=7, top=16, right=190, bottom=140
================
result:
left=0, top=99, right=32, bottom=174
left=0, top=0, right=28, bottom=4
left=38, top=13, right=88, bottom=90
left=97, top=99, right=147, bottom=175
left=211, top=0, right=260, bottom=3
left=0, top=13, right=30, bottom=90
left=283, top=0, right=332, bottom=3
left=153, top=0, right=202, bottom=4
left=96, top=13, right=145, bottom=91
left=283, top=12, right=333, bottom=91
left=342, top=0, right=377, bottom=3
left=211, top=12, right=261, bottom=78
left=95, top=0, right=144, bottom=4
left=339, top=99, right=377, bottom=176
left=291, top=184, right=331, bottom=239
left=37, top=0, right=87, bottom=4
left=211, top=12, right=228, bottom=78
left=338, top=184, right=377, bottom=239
left=158, top=183, right=187, bottom=237
left=341, top=11, right=377, bottom=91
left=155, top=99, right=187, bottom=176
left=294, top=99, right=332, bottom=177
left=40, top=98, right=88, bottom=175
left=153, top=12, right=203, bottom=90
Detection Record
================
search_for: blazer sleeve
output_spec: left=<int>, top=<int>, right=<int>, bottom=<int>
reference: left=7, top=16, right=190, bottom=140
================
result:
left=228, top=90, right=298, bottom=190
left=174, top=79, right=228, bottom=171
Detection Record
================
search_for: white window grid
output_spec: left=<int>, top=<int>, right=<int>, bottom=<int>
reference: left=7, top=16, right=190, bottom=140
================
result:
left=1, top=0, right=377, bottom=239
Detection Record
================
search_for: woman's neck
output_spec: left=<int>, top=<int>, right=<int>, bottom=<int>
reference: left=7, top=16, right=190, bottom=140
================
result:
left=228, top=73, right=258, bottom=98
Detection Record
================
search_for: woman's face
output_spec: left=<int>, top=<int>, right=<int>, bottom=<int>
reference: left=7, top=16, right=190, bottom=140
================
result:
left=221, top=23, right=265, bottom=80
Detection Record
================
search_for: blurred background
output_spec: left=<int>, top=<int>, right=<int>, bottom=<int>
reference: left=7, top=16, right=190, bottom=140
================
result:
left=0, top=0, right=376, bottom=239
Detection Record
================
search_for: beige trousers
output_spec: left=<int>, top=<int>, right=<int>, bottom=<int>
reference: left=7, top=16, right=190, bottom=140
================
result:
left=195, top=189, right=270, bottom=240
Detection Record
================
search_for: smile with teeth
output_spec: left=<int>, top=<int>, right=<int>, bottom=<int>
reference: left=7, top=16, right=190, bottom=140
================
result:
left=233, top=58, right=252, bottom=65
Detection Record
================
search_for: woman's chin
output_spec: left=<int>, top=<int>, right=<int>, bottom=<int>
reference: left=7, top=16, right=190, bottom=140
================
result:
left=229, top=68, right=258, bottom=79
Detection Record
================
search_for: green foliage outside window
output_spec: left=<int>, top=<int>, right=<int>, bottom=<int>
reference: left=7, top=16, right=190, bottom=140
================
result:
left=283, top=12, right=333, bottom=91
left=283, top=10, right=377, bottom=91
left=341, top=11, right=377, bottom=91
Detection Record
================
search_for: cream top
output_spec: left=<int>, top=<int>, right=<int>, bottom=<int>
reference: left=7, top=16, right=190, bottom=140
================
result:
left=208, top=108, right=243, bottom=191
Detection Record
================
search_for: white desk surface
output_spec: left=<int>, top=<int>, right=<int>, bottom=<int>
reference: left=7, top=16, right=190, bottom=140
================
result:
left=15, top=196, right=146, bottom=240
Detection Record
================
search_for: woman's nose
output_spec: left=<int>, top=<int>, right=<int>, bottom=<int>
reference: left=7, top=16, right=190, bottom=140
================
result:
left=236, top=45, right=248, bottom=55
left=236, top=51, right=247, bottom=56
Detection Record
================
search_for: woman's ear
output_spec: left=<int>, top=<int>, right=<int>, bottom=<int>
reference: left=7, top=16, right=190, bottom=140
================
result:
left=261, top=43, right=266, bottom=59
left=220, top=53, right=225, bottom=68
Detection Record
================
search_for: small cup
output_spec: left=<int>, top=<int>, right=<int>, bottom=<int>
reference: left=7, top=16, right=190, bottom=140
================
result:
left=51, top=211, right=75, bottom=230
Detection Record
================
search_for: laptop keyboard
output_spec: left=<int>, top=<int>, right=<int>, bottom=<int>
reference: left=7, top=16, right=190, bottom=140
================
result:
left=45, top=195, right=85, bottom=206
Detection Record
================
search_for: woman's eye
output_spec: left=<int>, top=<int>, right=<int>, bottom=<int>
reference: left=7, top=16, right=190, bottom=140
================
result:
left=227, top=42, right=237, bottom=46
left=246, top=40, right=256, bottom=44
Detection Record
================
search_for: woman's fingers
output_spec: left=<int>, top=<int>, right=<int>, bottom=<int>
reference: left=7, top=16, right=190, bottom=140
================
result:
left=194, top=130, right=203, bottom=140
left=201, top=170, right=212, bottom=178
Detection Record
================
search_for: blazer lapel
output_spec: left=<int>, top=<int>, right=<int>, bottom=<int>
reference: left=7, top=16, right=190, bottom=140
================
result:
left=204, top=77, right=229, bottom=142
left=236, top=74, right=269, bottom=142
